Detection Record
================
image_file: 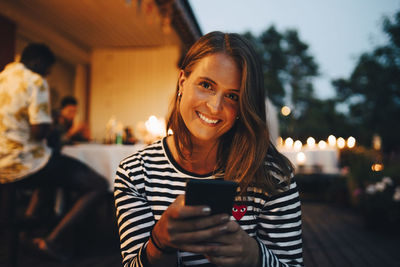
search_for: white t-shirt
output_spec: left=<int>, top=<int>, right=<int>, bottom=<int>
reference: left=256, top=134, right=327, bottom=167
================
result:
left=0, top=62, right=52, bottom=183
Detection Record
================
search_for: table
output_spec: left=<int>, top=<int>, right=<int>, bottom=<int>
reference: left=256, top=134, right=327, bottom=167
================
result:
left=280, top=147, right=339, bottom=174
left=62, top=143, right=146, bottom=189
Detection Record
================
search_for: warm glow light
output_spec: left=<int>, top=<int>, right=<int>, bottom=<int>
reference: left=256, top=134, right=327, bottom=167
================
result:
left=318, top=140, right=327, bottom=149
left=337, top=137, right=346, bottom=149
left=347, top=136, right=356, bottom=148
left=296, top=152, right=306, bottom=165
left=284, top=137, right=294, bottom=149
left=371, top=163, right=384, bottom=172
left=145, top=115, right=165, bottom=137
left=281, top=106, right=291, bottom=116
left=373, top=135, right=382, bottom=150
left=306, top=137, right=316, bottom=148
left=277, top=137, right=284, bottom=147
left=328, top=135, right=336, bottom=147
left=294, top=140, right=302, bottom=151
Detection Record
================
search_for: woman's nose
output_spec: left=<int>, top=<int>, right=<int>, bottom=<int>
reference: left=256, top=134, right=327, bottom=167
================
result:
left=206, top=94, right=223, bottom=113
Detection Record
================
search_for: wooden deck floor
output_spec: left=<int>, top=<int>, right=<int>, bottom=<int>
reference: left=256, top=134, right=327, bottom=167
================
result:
left=302, top=202, right=400, bottom=267
left=1, top=200, right=399, bottom=266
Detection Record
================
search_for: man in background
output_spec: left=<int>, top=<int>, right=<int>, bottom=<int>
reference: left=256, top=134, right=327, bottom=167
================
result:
left=0, top=43, right=107, bottom=261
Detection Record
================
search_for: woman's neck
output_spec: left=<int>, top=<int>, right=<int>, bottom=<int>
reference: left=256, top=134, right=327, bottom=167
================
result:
left=166, top=136, right=218, bottom=175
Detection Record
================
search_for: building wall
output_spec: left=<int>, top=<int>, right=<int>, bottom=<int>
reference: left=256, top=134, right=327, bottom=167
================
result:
left=90, top=46, right=180, bottom=142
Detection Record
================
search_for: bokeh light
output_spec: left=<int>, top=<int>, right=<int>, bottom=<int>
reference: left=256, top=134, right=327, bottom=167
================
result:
left=328, top=135, right=336, bottom=147
left=281, top=106, right=291, bottom=116
left=296, top=152, right=306, bottom=165
left=318, top=140, right=327, bottom=149
left=284, top=137, right=294, bottom=149
left=306, top=137, right=316, bottom=148
left=347, top=136, right=356, bottom=148
left=294, top=140, right=302, bottom=151
left=337, top=137, right=346, bottom=149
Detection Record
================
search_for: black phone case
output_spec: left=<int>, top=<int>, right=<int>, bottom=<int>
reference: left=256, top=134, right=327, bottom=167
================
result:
left=185, top=179, right=238, bottom=215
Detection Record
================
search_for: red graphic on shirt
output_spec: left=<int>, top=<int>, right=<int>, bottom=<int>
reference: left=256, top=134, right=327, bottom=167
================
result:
left=232, top=204, right=247, bottom=220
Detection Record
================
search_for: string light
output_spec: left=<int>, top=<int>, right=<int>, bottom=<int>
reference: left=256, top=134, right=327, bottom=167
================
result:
left=337, top=137, right=346, bottom=149
left=318, top=140, right=327, bottom=149
left=280, top=135, right=357, bottom=151
left=306, top=137, right=316, bottom=148
left=293, top=140, right=302, bottom=151
left=328, top=135, right=336, bottom=147
left=284, top=137, right=294, bottom=149
left=347, top=136, right=356, bottom=148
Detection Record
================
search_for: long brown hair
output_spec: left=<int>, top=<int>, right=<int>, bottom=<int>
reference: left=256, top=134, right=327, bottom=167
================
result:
left=166, top=31, right=293, bottom=195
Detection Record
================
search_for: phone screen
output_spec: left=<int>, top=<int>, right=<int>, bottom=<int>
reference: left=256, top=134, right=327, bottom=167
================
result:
left=185, top=179, right=238, bottom=215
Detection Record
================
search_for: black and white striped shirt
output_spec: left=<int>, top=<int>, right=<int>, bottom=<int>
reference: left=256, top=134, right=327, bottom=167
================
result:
left=114, top=138, right=303, bottom=266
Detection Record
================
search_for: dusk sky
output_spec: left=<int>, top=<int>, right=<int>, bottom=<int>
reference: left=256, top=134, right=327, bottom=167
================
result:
left=188, top=0, right=400, bottom=100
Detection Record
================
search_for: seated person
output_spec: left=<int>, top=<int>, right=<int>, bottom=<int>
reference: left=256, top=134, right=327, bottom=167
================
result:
left=0, top=43, right=108, bottom=261
left=49, top=96, right=90, bottom=147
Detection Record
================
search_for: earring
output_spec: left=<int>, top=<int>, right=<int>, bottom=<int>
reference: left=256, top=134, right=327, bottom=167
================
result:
left=178, top=91, right=182, bottom=97
left=236, top=116, right=239, bottom=120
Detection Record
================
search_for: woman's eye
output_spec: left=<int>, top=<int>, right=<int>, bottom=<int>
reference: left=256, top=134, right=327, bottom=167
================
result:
left=226, top=93, right=239, bottom=101
left=199, top=81, right=212, bottom=90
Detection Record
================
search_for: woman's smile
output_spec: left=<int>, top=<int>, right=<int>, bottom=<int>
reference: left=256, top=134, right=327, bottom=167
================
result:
left=178, top=53, right=241, bottom=144
left=196, top=111, right=220, bottom=125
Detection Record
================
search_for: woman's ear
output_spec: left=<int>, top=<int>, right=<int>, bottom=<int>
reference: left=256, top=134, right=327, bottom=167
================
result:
left=178, top=70, right=186, bottom=92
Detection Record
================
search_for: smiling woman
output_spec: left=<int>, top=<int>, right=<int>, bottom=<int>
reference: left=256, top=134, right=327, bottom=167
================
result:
left=114, top=31, right=302, bottom=267
left=177, top=53, right=240, bottom=153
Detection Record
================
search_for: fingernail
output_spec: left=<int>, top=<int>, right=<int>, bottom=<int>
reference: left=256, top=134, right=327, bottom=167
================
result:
left=221, top=214, right=230, bottom=222
left=202, top=207, right=211, bottom=214
left=220, top=225, right=228, bottom=232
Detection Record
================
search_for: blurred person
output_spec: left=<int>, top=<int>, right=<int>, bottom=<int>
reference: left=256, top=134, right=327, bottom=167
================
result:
left=114, top=32, right=303, bottom=267
left=47, top=96, right=90, bottom=152
left=56, top=96, right=90, bottom=143
left=123, top=126, right=137, bottom=144
left=0, top=43, right=108, bottom=261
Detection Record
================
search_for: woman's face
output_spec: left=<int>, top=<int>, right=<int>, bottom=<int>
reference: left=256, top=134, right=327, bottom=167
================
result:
left=178, top=53, right=241, bottom=145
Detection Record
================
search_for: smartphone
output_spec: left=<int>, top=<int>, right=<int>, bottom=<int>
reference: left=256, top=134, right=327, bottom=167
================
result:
left=185, top=179, right=238, bottom=215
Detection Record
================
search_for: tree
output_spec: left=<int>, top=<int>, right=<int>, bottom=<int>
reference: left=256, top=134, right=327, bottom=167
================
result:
left=243, top=27, right=287, bottom=107
left=332, top=11, right=400, bottom=154
left=243, top=26, right=325, bottom=139
left=243, top=27, right=319, bottom=111
left=284, top=29, right=318, bottom=117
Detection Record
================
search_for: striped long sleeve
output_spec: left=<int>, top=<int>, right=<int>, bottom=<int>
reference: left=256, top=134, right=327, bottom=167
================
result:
left=257, top=182, right=303, bottom=266
left=114, top=139, right=303, bottom=266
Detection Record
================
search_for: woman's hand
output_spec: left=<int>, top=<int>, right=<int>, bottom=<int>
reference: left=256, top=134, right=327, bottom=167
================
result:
left=203, top=220, right=261, bottom=267
left=151, top=195, right=231, bottom=253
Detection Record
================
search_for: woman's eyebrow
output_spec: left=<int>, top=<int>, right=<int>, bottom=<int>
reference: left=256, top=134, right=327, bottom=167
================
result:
left=199, top=76, right=240, bottom=92
left=199, top=76, right=217, bottom=85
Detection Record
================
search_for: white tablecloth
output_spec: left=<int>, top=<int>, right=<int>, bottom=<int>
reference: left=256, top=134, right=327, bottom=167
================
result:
left=62, top=143, right=146, bottom=189
left=280, top=147, right=339, bottom=174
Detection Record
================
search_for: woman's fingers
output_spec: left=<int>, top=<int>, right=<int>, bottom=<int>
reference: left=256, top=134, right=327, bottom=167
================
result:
left=171, top=213, right=230, bottom=232
left=168, top=195, right=211, bottom=219
left=203, top=223, right=260, bottom=267
left=153, top=195, right=232, bottom=250
left=171, top=219, right=230, bottom=244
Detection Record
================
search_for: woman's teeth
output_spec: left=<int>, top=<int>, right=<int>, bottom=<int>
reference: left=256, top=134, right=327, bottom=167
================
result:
left=198, top=112, right=218, bottom=124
